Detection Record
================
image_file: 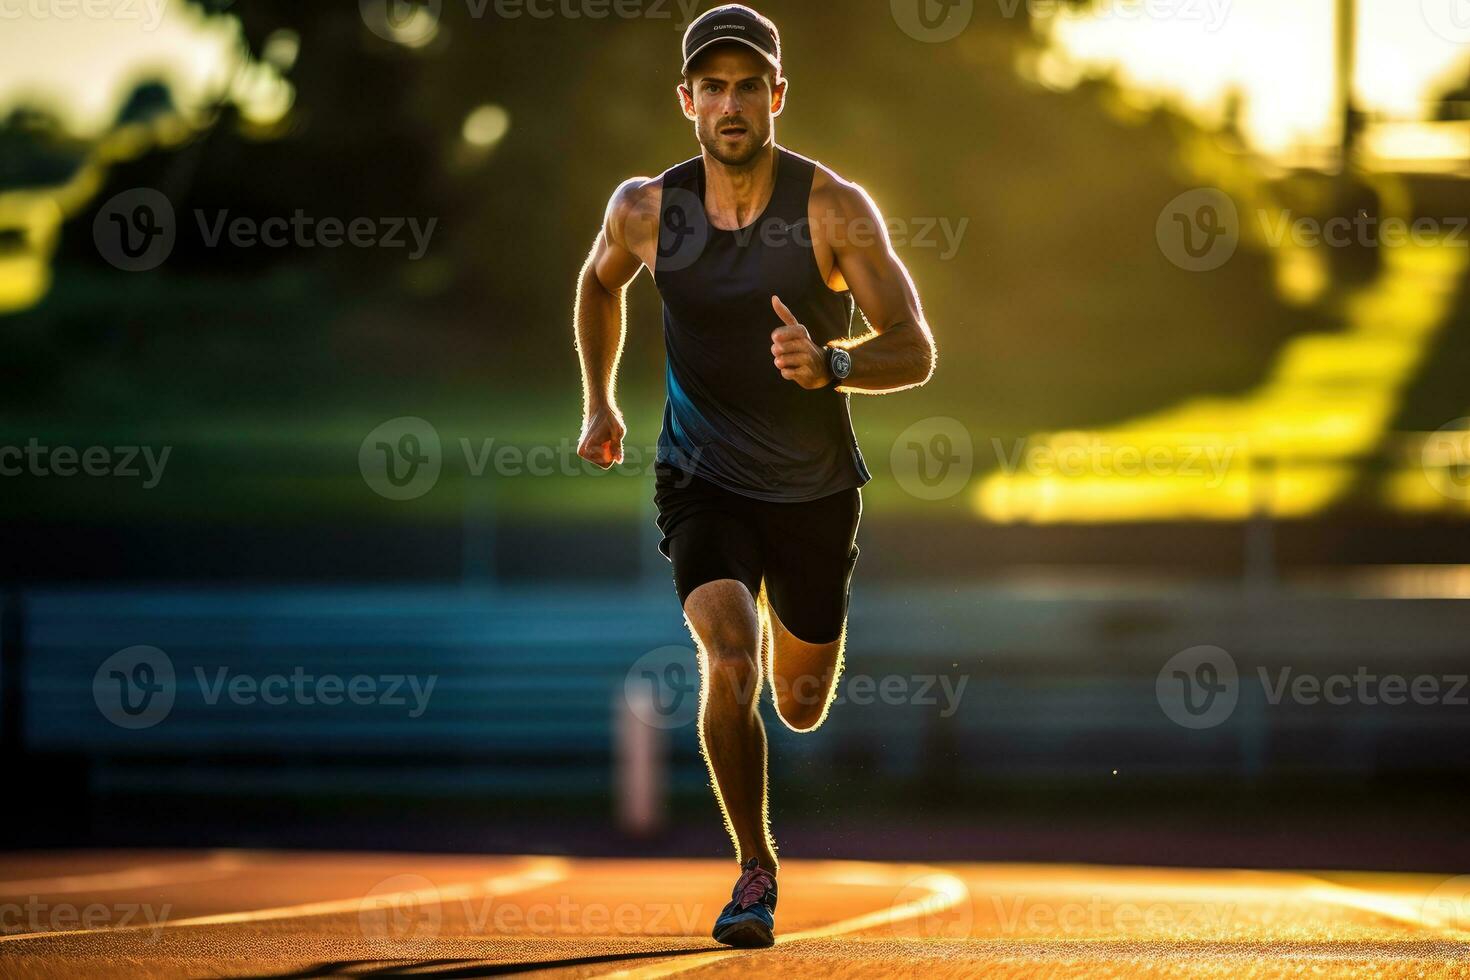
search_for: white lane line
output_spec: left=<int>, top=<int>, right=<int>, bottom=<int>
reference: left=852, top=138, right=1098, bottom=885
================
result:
left=596, top=862, right=970, bottom=979
left=0, top=857, right=570, bottom=944
left=0, top=851, right=249, bottom=896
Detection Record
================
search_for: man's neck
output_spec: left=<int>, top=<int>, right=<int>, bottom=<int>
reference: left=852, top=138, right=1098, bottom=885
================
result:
left=702, top=142, right=778, bottom=230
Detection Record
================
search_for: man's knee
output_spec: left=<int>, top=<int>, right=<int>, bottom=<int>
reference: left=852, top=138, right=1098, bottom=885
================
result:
left=775, top=694, right=827, bottom=732
left=774, top=670, right=834, bottom=731
left=685, top=580, right=761, bottom=703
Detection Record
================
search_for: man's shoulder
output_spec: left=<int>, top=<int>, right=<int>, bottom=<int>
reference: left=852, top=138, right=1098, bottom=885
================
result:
left=804, top=157, right=871, bottom=220
left=604, top=175, right=664, bottom=249
left=608, top=175, right=662, bottom=220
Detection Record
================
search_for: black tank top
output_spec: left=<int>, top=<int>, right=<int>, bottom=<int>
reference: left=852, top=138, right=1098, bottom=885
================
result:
left=653, top=145, right=871, bottom=502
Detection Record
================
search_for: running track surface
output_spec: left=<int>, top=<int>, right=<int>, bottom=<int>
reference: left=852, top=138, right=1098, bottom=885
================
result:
left=2, top=851, right=1468, bottom=978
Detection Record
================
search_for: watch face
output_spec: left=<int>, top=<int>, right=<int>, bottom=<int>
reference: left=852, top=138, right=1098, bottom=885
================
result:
left=831, top=349, right=852, bottom=379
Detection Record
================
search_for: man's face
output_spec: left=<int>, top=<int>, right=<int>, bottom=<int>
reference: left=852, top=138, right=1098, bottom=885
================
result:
left=679, top=45, right=786, bottom=168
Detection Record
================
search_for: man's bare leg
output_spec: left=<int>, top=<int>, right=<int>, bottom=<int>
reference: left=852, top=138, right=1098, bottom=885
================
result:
left=684, top=579, right=779, bottom=873
left=763, top=595, right=846, bottom=733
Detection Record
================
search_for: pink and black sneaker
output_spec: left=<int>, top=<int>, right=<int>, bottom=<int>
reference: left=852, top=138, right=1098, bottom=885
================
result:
left=712, top=858, right=777, bottom=948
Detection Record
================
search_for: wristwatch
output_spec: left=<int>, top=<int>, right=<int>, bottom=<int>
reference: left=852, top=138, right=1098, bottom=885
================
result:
left=825, top=346, right=852, bottom=385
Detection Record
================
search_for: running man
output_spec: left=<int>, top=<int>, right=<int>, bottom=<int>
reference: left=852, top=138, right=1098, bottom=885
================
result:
left=573, top=4, right=936, bottom=948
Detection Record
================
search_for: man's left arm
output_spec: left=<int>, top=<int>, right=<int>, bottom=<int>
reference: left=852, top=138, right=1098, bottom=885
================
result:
left=770, top=179, right=937, bottom=393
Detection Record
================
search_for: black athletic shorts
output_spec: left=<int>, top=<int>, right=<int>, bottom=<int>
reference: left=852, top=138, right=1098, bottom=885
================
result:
left=653, top=462, right=861, bottom=645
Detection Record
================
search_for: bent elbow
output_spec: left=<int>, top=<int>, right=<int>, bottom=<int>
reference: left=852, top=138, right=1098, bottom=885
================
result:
left=914, top=334, right=937, bottom=388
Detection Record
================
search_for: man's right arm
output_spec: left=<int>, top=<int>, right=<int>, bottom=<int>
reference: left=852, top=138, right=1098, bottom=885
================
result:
left=575, top=178, right=657, bottom=469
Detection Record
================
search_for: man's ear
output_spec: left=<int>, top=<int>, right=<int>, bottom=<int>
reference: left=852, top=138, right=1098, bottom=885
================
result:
left=677, top=82, right=697, bottom=121
left=771, top=77, right=789, bottom=118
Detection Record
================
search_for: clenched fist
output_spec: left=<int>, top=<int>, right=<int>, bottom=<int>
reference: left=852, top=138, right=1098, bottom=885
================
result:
left=578, top=404, right=626, bottom=469
left=770, top=295, right=831, bottom=390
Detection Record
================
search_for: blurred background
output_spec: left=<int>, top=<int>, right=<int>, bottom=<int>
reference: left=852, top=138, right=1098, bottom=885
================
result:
left=2, top=0, right=1469, bottom=872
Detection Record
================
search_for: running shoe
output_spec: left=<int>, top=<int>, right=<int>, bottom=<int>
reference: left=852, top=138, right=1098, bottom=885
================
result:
left=712, top=857, right=777, bottom=948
